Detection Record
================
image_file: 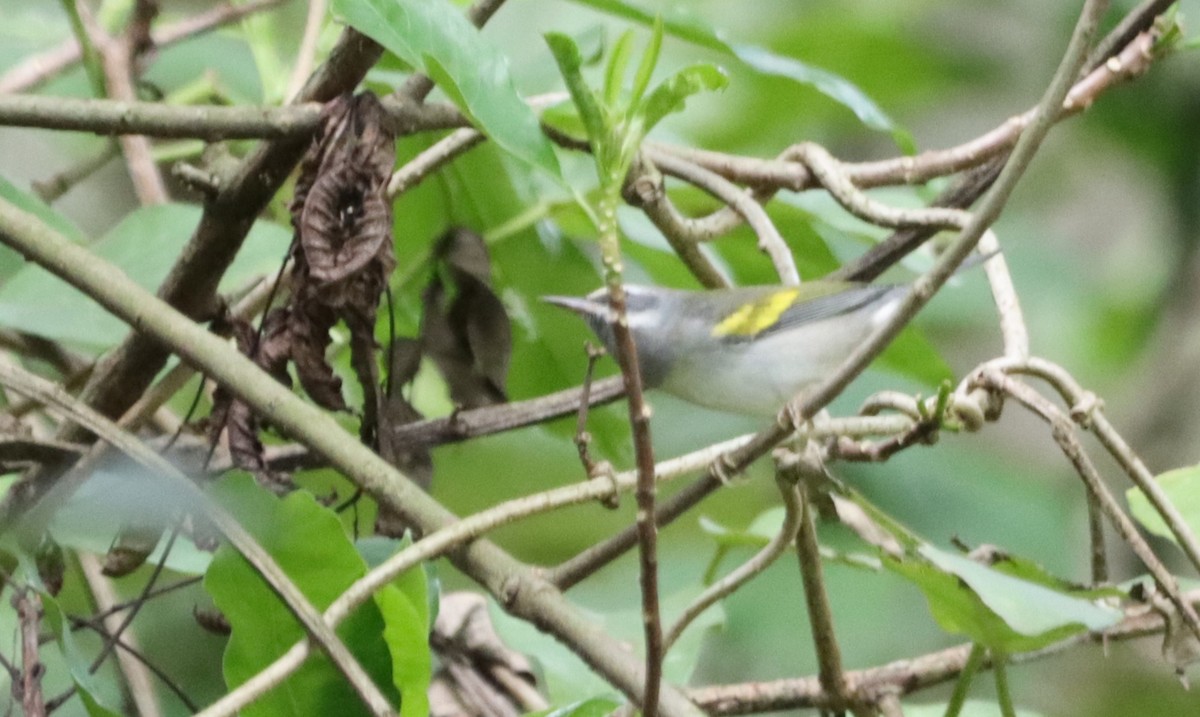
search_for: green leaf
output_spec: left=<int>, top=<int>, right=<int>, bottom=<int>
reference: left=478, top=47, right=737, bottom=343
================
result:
left=639, top=63, right=729, bottom=134
left=332, top=0, right=560, bottom=178
left=602, top=30, right=636, bottom=110
left=357, top=537, right=433, bottom=717
left=0, top=203, right=289, bottom=350
left=1127, top=464, right=1200, bottom=543
left=730, top=44, right=913, bottom=153
left=836, top=489, right=1122, bottom=651
left=564, top=0, right=911, bottom=150
left=545, top=32, right=607, bottom=146
left=204, top=474, right=402, bottom=717
left=890, top=544, right=1121, bottom=652
left=628, top=15, right=663, bottom=109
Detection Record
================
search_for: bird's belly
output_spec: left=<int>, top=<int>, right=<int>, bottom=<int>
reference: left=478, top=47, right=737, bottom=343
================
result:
left=659, top=316, right=876, bottom=416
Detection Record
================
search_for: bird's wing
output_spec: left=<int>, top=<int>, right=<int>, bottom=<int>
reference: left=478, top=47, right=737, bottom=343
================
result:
left=713, top=283, right=902, bottom=342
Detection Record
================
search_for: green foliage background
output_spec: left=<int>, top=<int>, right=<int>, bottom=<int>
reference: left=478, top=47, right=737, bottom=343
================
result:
left=2, top=0, right=1200, bottom=715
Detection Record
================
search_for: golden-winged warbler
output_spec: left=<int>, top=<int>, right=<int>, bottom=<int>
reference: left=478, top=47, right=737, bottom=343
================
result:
left=544, top=282, right=908, bottom=416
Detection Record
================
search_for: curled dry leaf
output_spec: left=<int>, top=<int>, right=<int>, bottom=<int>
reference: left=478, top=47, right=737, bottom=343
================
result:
left=430, top=592, right=546, bottom=717
left=207, top=92, right=397, bottom=490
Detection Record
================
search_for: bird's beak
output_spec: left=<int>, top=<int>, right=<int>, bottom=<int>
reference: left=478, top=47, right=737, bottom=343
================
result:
left=542, top=295, right=601, bottom=316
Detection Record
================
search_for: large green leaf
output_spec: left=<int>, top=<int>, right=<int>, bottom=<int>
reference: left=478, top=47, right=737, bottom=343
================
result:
left=564, top=0, right=912, bottom=150
left=837, top=490, right=1121, bottom=652
left=204, top=474, right=405, bottom=717
left=333, top=0, right=561, bottom=178
left=0, top=203, right=289, bottom=350
left=921, top=546, right=1120, bottom=636
left=1127, top=464, right=1200, bottom=544
left=357, top=537, right=433, bottom=717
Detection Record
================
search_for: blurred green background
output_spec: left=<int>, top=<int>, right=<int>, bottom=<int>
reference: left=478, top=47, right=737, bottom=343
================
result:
left=2, top=0, right=1200, bottom=714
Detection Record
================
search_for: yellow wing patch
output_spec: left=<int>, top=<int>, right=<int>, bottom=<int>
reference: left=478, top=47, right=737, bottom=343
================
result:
left=712, top=289, right=800, bottom=338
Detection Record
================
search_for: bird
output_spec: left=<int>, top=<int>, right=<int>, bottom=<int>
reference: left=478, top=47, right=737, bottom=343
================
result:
left=544, top=280, right=909, bottom=417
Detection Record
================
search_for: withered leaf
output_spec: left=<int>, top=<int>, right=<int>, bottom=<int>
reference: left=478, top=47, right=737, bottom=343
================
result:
left=455, top=273, right=512, bottom=398
left=293, top=92, right=397, bottom=291
left=205, top=91, right=397, bottom=492
left=287, top=297, right=346, bottom=411
left=420, top=229, right=511, bottom=409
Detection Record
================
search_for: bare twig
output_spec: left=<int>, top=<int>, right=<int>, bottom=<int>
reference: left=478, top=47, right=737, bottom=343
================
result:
left=84, top=0, right=169, bottom=204
left=623, top=155, right=732, bottom=288
left=65, top=614, right=199, bottom=712
left=31, top=139, right=120, bottom=203
left=0, top=93, right=463, bottom=140
left=387, top=127, right=485, bottom=196
left=643, top=147, right=797, bottom=285
left=1002, top=356, right=1200, bottom=577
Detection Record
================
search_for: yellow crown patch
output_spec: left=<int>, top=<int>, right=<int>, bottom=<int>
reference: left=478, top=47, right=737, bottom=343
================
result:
left=712, top=289, right=800, bottom=338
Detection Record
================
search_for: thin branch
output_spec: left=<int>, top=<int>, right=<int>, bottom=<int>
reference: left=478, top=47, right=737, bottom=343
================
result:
left=65, top=615, right=198, bottom=712
left=650, top=28, right=1156, bottom=197
left=631, top=23, right=1157, bottom=285
left=87, top=0, right=169, bottom=204
left=597, top=222, right=665, bottom=717
left=31, top=140, right=120, bottom=203
left=642, top=147, right=798, bottom=285
left=387, top=127, right=485, bottom=196
left=977, top=229, right=1029, bottom=359
left=385, top=93, right=564, bottom=198
left=622, top=153, right=732, bottom=288
left=1002, top=356, right=1200, bottom=577
left=784, top=451, right=851, bottom=710
left=0, top=94, right=463, bottom=140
